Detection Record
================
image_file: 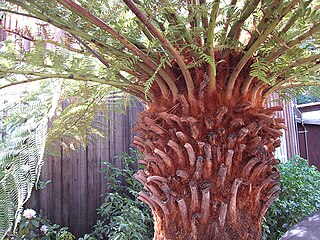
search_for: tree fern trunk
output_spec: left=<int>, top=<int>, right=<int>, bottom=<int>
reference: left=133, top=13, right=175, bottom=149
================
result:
left=133, top=51, right=283, bottom=239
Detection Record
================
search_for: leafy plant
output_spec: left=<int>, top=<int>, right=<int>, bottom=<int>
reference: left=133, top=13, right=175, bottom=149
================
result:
left=0, top=92, right=49, bottom=239
left=263, top=156, right=320, bottom=240
left=5, top=208, right=74, bottom=240
left=296, top=86, right=320, bottom=104
left=0, top=68, right=124, bottom=238
left=79, top=151, right=153, bottom=240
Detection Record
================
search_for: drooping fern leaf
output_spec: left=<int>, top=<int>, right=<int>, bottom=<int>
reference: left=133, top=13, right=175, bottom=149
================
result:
left=0, top=116, right=47, bottom=239
left=189, top=44, right=214, bottom=68
left=250, top=59, right=271, bottom=83
left=144, top=56, right=166, bottom=97
left=0, top=81, right=60, bottom=239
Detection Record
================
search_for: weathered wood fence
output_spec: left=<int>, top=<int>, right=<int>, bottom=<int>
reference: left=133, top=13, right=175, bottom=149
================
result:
left=25, top=95, right=298, bottom=237
left=26, top=101, right=144, bottom=237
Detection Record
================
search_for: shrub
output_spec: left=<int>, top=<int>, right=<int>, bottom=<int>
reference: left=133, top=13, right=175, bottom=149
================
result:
left=263, top=156, right=320, bottom=239
left=6, top=209, right=74, bottom=240
left=80, top=151, right=153, bottom=240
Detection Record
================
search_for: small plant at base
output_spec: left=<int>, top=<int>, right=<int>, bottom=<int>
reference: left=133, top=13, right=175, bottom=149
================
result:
left=79, top=151, right=153, bottom=240
left=6, top=209, right=75, bottom=240
left=263, top=156, right=320, bottom=240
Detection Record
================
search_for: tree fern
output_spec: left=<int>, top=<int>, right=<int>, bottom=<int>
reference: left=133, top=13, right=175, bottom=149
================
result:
left=0, top=0, right=319, bottom=238
left=0, top=78, right=122, bottom=238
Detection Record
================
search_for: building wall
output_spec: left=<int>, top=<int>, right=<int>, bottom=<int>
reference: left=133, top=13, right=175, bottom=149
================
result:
left=298, top=124, right=320, bottom=169
left=296, top=102, right=320, bottom=169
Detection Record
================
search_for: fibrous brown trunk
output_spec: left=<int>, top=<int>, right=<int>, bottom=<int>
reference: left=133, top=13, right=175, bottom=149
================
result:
left=133, top=51, right=283, bottom=240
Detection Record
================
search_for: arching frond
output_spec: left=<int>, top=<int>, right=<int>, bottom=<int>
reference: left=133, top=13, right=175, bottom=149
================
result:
left=0, top=100, right=47, bottom=239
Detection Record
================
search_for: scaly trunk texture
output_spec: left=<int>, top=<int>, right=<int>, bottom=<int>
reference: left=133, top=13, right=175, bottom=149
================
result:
left=133, top=51, right=283, bottom=240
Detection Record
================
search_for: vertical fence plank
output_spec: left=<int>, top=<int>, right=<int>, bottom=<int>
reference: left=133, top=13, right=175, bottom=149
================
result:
left=26, top=100, right=144, bottom=237
left=61, top=150, right=71, bottom=231
left=86, top=143, right=97, bottom=234
left=99, top=109, right=109, bottom=205
left=52, top=152, right=62, bottom=224
left=78, top=145, right=88, bottom=233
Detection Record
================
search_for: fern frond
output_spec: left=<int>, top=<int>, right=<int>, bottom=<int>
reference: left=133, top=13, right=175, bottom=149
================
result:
left=250, top=60, right=270, bottom=83
left=187, top=59, right=206, bottom=69
left=0, top=80, right=63, bottom=239
left=189, top=44, right=215, bottom=69
left=144, top=56, right=166, bottom=96
left=0, top=117, right=47, bottom=239
left=46, top=82, right=117, bottom=148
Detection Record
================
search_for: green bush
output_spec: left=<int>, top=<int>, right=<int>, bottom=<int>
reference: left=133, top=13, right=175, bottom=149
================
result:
left=5, top=209, right=74, bottom=240
left=80, top=151, right=153, bottom=240
left=263, top=156, right=320, bottom=239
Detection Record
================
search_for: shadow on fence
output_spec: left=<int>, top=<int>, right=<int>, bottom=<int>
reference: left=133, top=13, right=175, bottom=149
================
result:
left=26, top=101, right=144, bottom=237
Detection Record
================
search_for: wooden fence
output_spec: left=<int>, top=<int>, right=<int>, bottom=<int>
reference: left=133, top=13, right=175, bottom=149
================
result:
left=25, top=94, right=298, bottom=237
left=26, top=101, right=144, bottom=237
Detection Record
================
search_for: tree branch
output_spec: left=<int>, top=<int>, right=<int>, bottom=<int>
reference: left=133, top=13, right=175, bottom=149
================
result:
left=199, top=0, right=209, bottom=32
left=246, top=0, right=282, bottom=48
left=2, top=28, right=34, bottom=42
left=240, top=76, right=255, bottom=95
left=275, top=53, right=320, bottom=77
left=207, top=0, right=220, bottom=94
left=160, top=0, right=194, bottom=47
left=132, top=0, right=167, bottom=32
left=278, top=0, right=313, bottom=36
left=0, top=8, right=42, bottom=21
left=59, top=0, right=181, bottom=101
left=226, top=0, right=300, bottom=99
left=136, top=62, right=170, bottom=98
left=71, top=34, right=110, bottom=68
left=0, top=69, right=151, bottom=98
left=267, top=22, right=320, bottom=62
left=39, top=39, right=84, bottom=54
left=136, top=21, right=154, bottom=41
left=227, top=0, right=260, bottom=40
left=123, top=0, right=196, bottom=105
left=56, top=0, right=148, bottom=62
left=7, top=0, right=126, bottom=57
left=250, top=81, right=267, bottom=103
left=223, top=0, right=237, bottom=37
left=4, top=28, right=85, bottom=54
left=278, top=81, right=320, bottom=90
left=187, top=0, right=197, bottom=29
left=263, top=63, right=320, bottom=100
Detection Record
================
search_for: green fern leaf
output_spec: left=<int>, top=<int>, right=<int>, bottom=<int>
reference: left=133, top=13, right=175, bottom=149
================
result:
left=250, top=60, right=270, bottom=83
left=144, top=56, right=166, bottom=97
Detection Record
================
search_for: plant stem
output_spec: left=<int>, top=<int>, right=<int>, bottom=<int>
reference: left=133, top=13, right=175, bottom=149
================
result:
left=226, top=0, right=300, bottom=99
left=278, top=0, right=313, bottom=36
left=227, top=0, right=260, bottom=40
left=0, top=69, right=152, bottom=98
left=71, top=34, right=110, bottom=68
left=276, top=53, right=320, bottom=77
left=207, top=0, right=220, bottom=94
left=123, top=0, right=196, bottom=105
left=263, top=63, right=320, bottom=101
left=267, top=23, right=320, bottom=62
